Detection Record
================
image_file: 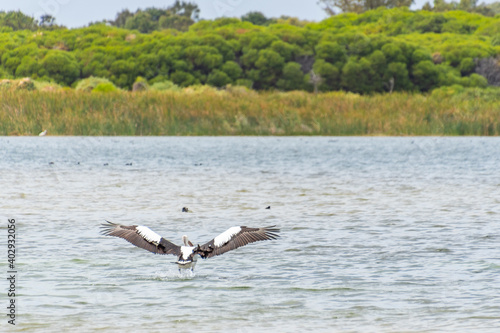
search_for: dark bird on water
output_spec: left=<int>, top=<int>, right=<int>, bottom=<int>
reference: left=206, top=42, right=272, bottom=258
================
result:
left=182, top=207, right=189, bottom=212
left=101, top=221, right=280, bottom=271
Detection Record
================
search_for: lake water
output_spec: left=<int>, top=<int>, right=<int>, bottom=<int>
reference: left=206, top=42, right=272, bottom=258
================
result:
left=1, top=137, right=500, bottom=332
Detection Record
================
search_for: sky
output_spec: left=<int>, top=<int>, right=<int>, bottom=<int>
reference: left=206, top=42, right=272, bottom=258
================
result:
left=0, top=0, right=327, bottom=27
left=0, top=0, right=494, bottom=28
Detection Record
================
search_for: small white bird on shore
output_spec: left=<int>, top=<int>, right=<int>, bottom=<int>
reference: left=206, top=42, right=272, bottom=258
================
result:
left=39, top=130, right=47, bottom=136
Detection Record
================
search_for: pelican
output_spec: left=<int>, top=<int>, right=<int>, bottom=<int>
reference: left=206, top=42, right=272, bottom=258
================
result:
left=100, top=221, right=279, bottom=271
left=39, top=130, right=47, bottom=136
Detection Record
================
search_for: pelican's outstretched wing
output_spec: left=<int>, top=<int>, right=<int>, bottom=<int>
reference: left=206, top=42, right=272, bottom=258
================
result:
left=198, top=226, right=279, bottom=258
left=100, top=221, right=181, bottom=256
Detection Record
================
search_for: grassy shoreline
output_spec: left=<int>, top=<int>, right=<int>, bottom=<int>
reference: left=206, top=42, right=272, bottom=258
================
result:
left=2, top=88, right=500, bottom=136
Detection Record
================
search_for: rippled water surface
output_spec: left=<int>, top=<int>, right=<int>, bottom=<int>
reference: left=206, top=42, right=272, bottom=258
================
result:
left=2, top=137, right=500, bottom=332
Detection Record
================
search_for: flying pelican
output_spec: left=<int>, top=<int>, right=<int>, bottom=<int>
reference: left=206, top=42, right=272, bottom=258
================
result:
left=100, top=221, right=279, bottom=271
left=39, top=130, right=47, bottom=136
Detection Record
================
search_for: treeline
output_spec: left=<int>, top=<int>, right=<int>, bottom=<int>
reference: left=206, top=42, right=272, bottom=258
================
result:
left=105, top=2, right=200, bottom=32
left=318, top=0, right=499, bottom=16
left=1, top=7, right=500, bottom=93
left=0, top=11, right=64, bottom=31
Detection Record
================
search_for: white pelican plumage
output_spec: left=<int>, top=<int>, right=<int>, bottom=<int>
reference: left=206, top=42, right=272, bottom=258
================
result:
left=39, top=130, right=47, bottom=136
left=100, top=221, right=279, bottom=271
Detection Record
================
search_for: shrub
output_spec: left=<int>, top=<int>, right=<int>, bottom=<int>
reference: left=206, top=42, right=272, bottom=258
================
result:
left=150, top=80, right=180, bottom=91
left=467, top=73, right=488, bottom=88
left=459, top=57, right=475, bottom=76
left=235, top=79, right=253, bottom=89
left=92, top=82, right=118, bottom=93
left=17, top=77, right=35, bottom=91
left=0, top=79, right=12, bottom=90
left=132, top=77, right=149, bottom=91
left=75, top=77, right=116, bottom=91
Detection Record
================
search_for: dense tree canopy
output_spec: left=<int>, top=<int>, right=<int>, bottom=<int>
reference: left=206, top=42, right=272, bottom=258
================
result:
left=0, top=11, right=38, bottom=31
left=0, top=7, right=499, bottom=93
left=318, top=0, right=414, bottom=14
left=109, top=1, right=200, bottom=32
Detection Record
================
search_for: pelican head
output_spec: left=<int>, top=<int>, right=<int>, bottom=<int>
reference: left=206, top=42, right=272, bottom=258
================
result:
left=182, top=235, right=193, bottom=246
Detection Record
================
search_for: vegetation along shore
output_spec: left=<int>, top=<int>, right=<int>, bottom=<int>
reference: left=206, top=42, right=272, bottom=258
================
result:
left=2, top=86, right=500, bottom=136
left=1, top=3, right=500, bottom=135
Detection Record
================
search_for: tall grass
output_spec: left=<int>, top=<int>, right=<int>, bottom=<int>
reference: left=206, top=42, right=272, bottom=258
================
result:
left=1, top=88, right=500, bottom=136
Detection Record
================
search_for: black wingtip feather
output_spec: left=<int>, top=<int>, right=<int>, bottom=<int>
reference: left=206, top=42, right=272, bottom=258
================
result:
left=262, top=225, right=280, bottom=240
left=100, top=220, right=117, bottom=236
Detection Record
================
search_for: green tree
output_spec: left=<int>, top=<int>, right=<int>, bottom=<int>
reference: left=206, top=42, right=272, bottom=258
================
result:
left=40, top=14, right=55, bottom=27
left=110, top=59, right=136, bottom=88
left=253, top=49, right=285, bottom=89
left=459, top=57, right=475, bottom=76
left=240, top=49, right=260, bottom=69
left=467, top=73, right=487, bottom=88
left=341, top=58, right=377, bottom=93
left=80, top=51, right=113, bottom=78
left=184, top=45, right=223, bottom=74
left=339, top=33, right=373, bottom=57
left=246, top=32, right=278, bottom=50
left=112, top=2, right=199, bottom=32
left=2, top=43, right=40, bottom=75
left=315, top=42, right=347, bottom=65
left=110, top=9, right=133, bottom=27
left=312, top=59, right=341, bottom=91
left=386, top=62, right=412, bottom=91
left=200, top=34, right=236, bottom=62
left=207, top=69, right=232, bottom=87
left=0, top=11, right=38, bottom=30
left=168, top=1, right=200, bottom=21
left=15, top=56, right=40, bottom=78
left=412, top=60, right=439, bottom=91
left=172, top=60, right=193, bottom=73
left=124, top=11, right=158, bottom=33
left=381, top=43, right=407, bottom=64
left=411, top=49, right=432, bottom=65
left=158, top=15, right=193, bottom=31
left=414, top=14, right=447, bottom=33
left=39, top=50, right=80, bottom=86
left=170, top=70, right=197, bottom=87
left=270, top=41, right=298, bottom=62
left=221, top=61, right=243, bottom=81
left=318, top=0, right=413, bottom=14
left=277, top=62, right=305, bottom=91
left=368, top=50, right=388, bottom=92
left=136, top=54, right=160, bottom=80
left=241, top=11, right=270, bottom=26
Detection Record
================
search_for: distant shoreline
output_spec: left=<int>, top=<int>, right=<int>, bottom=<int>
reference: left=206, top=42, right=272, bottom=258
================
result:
left=2, top=88, right=499, bottom=136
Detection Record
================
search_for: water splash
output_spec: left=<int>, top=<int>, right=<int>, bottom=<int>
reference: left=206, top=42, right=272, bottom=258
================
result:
left=151, top=268, right=196, bottom=281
